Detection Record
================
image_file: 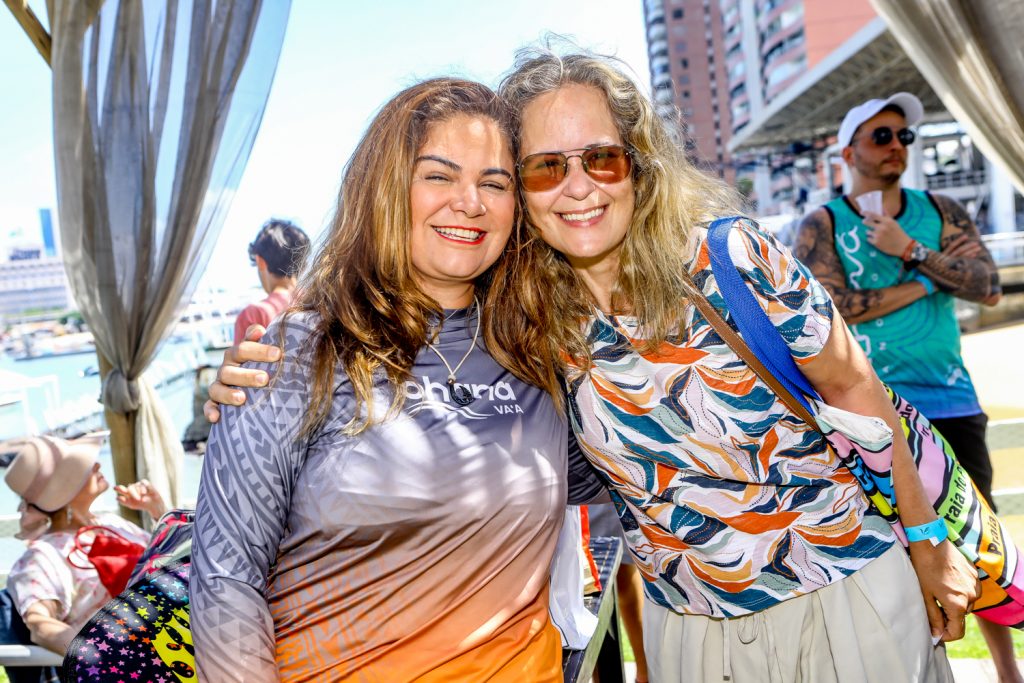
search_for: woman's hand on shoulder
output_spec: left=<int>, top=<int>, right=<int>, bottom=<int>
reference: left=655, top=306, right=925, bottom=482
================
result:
left=203, top=324, right=281, bottom=423
left=908, top=538, right=981, bottom=642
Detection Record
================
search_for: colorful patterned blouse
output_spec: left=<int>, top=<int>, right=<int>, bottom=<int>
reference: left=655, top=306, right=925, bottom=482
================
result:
left=7, top=513, right=150, bottom=626
left=565, top=219, right=896, bottom=617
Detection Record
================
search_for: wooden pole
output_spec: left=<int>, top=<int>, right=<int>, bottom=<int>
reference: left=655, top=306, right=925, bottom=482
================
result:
left=97, top=351, right=141, bottom=525
left=2, top=0, right=52, bottom=66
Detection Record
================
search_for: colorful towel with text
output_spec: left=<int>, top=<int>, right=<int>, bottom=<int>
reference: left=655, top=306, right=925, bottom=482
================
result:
left=882, top=391, right=1019, bottom=627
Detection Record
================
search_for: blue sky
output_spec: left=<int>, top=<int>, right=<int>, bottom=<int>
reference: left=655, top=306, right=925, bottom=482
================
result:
left=0, top=1, right=650, bottom=293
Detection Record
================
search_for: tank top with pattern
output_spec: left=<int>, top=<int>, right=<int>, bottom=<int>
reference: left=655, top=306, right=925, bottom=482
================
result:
left=824, top=189, right=979, bottom=419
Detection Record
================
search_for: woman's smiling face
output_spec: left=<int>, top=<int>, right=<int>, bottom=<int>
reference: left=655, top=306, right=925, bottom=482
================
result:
left=408, top=114, right=516, bottom=307
left=518, top=84, right=635, bottom=272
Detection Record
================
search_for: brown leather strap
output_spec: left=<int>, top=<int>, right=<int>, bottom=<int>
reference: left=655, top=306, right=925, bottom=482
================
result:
left=683, top=278, right=823, bottom=433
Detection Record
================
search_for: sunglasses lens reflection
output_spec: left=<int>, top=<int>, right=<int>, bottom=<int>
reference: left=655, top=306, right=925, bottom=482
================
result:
left=519, top=145, right=631, bottom=192
left=871, top=128, right=893, bottom=146
left=520, top=154, right=565, bottom=191
left=585, top=147, right=631, bottom=183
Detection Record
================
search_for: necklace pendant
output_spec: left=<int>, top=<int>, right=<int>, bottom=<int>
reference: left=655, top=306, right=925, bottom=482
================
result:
left=449, top=379, right=475, bottom=406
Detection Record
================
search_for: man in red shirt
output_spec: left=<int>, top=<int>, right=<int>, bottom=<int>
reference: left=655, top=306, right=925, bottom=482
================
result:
left=234, top=219, right=310, bottom=345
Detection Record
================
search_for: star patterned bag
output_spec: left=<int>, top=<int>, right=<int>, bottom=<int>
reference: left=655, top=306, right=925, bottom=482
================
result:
left=61, top=510, right=195, bottom=683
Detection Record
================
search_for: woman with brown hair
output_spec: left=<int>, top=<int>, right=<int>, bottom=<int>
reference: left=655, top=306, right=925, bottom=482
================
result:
left=190, top=77, right=605, bottom=682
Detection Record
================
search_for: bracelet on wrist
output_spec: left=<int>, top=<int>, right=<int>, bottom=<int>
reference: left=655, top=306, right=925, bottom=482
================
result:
left=912, top=272, right=936, bottom=296
left=905, top=518, right=947, bottom=546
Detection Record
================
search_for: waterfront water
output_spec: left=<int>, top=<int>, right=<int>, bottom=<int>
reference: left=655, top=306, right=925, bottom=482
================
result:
left=0, top=338, right=209, bottom=439
left=0, top=339, right=216, bottom=573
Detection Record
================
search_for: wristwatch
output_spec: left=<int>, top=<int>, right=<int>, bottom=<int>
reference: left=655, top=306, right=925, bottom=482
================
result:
left=902, top=241, right=930, bottom=270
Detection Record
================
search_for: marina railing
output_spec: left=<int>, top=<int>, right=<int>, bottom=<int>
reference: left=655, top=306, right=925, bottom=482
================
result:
left=983, top=231, right=1024, bottom=268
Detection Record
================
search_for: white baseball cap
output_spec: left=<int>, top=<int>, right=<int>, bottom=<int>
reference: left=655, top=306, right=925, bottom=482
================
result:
left=838, top=92, right=924, bottom=148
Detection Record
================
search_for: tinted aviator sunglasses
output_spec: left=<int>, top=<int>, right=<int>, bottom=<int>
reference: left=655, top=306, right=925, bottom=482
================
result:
left=517, top=145, right=632, bottom=192
left=855, top=126, right=916, bottom=147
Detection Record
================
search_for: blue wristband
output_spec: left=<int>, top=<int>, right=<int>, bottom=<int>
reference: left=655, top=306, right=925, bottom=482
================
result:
left=905, top=518, right=947, bottom=546
left=912, top=272, right=936, bottom=296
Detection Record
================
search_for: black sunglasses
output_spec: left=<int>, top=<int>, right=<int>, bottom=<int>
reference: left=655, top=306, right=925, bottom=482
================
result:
left=854, top=126, right=916, bottom=147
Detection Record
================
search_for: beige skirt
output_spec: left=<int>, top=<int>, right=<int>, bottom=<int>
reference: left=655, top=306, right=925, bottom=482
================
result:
left=642, top=544, right=954, bottom=683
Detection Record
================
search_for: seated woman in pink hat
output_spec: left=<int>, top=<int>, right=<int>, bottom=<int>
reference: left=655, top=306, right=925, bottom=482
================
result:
left=2, top=434, right=167, bottom=655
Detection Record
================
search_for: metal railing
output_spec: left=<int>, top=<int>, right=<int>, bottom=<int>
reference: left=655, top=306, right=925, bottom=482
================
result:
left=983, top=232, right=1024, bottom=267
left=925, top=168, right=988, bottom=190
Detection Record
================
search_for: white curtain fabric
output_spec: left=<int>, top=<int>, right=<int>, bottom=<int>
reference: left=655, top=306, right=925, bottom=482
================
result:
left=871, top=0, right=1024, bottom=194
left=47, top=0, right=290, bottom=508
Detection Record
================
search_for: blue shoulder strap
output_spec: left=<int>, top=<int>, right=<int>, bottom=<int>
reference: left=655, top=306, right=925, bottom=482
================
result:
left=705, top=217, right=820, bottom=412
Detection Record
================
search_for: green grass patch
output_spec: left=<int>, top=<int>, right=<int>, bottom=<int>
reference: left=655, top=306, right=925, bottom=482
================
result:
left=947, top=615, right=1024, bottom=659
left=619, top=614, right=636, bottom=663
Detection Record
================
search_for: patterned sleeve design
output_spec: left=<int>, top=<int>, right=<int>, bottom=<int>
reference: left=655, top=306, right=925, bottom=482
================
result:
left=191, top=314, right=319, bottom=682
left=721, top=217, right=834, bottom=364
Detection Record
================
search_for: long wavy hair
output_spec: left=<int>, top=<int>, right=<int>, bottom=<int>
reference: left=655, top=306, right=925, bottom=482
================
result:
left=292, top=78, right=559, bottom=436
left=488, top=46, right=744, bottom=373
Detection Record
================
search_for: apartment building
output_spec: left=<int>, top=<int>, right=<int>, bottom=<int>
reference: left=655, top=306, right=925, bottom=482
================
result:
left=643, top=0, right=732, bottom=180
left=645, top=0, right=876, bottom=209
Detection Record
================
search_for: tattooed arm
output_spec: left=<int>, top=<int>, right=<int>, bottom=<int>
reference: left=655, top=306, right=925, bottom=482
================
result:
left=794, top=208, right=928, bottom=324
left=920, top=194, right=1002, bottom=305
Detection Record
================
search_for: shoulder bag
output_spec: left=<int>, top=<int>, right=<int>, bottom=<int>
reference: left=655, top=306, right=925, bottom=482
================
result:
left=689, top=216, right=1024, bottom=628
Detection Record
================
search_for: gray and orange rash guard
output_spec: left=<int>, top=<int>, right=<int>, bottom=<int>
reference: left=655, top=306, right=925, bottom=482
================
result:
left=191, top=307, right=605, bottom=682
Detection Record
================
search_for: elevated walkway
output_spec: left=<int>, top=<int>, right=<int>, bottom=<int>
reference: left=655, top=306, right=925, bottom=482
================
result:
left=729, top=18, right=944, bottom=151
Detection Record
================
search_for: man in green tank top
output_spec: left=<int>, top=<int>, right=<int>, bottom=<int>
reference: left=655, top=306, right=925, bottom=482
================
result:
left=794, top=92, right=1012, bottom=679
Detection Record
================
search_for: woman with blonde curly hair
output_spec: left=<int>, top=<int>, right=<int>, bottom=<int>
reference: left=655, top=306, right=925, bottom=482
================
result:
left=492, top=47, right=977, bottom=682
left=190, top=77, right=605, bottom=682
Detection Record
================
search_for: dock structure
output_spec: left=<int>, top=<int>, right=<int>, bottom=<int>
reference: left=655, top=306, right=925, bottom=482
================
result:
left=0, top=346, right=205, bottom=441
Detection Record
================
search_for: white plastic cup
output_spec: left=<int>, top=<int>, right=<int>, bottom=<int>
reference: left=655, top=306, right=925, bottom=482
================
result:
left=857, top=190, right=884, bottom=216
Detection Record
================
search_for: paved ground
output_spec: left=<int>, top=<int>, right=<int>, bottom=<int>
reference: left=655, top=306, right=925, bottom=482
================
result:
left=954, top=322, right=1024, bottom=682
left=961, top=322, right=1024, bottom=423
left=950, top=657, right=1021, bottom=682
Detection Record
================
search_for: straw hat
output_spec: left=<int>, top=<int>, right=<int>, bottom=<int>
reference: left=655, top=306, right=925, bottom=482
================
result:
left=2, top=434, right=104, bottom=513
